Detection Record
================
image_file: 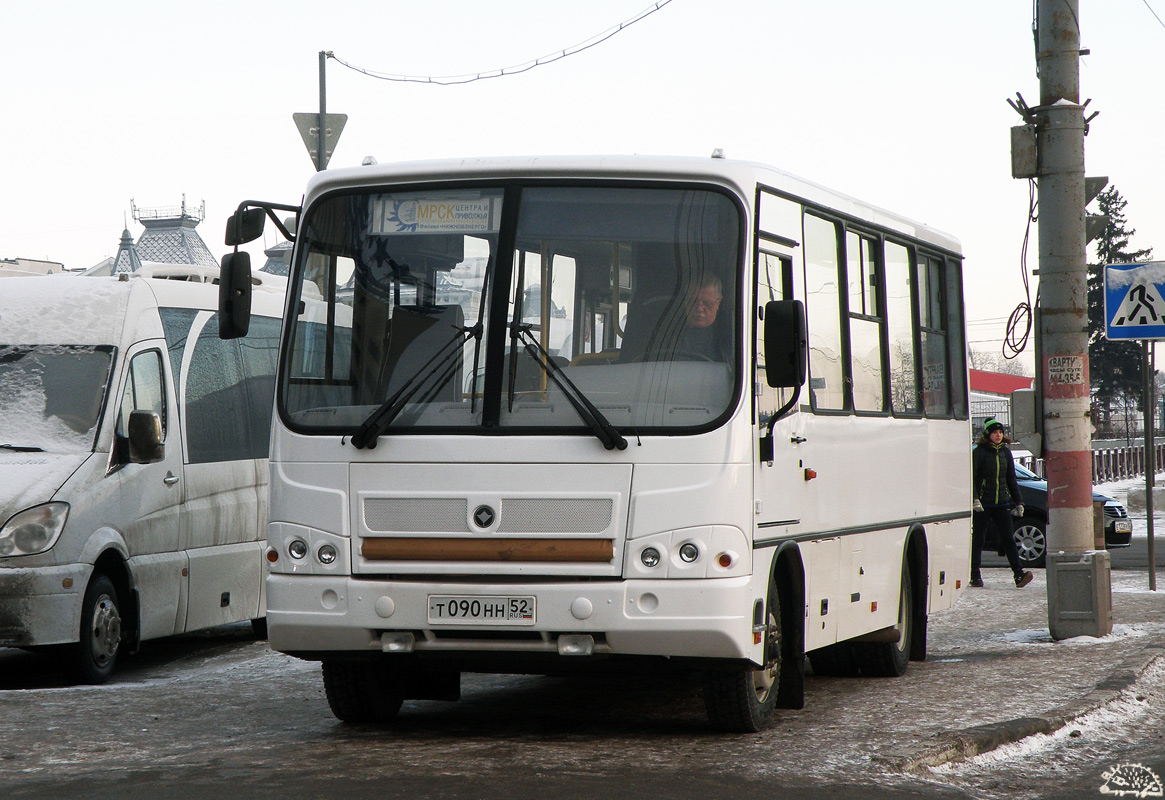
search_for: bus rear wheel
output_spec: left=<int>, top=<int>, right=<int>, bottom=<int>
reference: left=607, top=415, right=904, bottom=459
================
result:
left=322, top=660, right=406, bottom=723
left=854, top=563, right=913, bottom=678
left=704, top=583, right=780, bottom=732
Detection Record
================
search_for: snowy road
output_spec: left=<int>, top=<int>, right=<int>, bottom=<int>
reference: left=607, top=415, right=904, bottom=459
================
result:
left=2, top=568, right=1163, bottom=799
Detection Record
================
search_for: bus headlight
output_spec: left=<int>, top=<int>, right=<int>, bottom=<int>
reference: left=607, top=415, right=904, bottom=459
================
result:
left=640, top=547, right=661, bottom=568
left=317, top=544, right=337, bottom=565
left=288, top=539, right=308, bottom=560
left=679, top=542, right=700, bottom=563
left=0, top=503, right=69, bottom=557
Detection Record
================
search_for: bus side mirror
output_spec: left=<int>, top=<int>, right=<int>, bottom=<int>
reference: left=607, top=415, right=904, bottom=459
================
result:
left=127, top=410, right=165, bottom=464
left=763, top=299, right=807, bottom=388
left=219, top=252, right=252, bottom=340
left=225, top=207, right=266, bottom=246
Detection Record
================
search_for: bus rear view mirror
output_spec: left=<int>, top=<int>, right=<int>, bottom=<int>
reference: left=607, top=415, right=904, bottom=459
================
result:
left=763, top=299, right=807, bottom=388
left=219, top=252, right=252, bottom=340
left=225, top=207, right=266, bottom=246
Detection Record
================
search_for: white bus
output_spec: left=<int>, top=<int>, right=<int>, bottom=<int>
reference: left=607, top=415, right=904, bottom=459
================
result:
left=220, top=155, right=971, bottom=732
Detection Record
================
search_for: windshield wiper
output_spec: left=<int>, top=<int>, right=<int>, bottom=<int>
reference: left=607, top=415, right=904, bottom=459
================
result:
left=512, top=324, right=627, bottom=451
left=351, top=323, right=481, bottom=449
left=0, top=443, right=44, bottom=452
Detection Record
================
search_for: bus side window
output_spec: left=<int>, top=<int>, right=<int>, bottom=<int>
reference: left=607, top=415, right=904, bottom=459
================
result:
left=918, top=253, right=950, bottom=416
left=802, top=214, right=845, bottom=411
left=884, top=242, right=920, bottom=415
left=756, top=251, right=792, bottom=421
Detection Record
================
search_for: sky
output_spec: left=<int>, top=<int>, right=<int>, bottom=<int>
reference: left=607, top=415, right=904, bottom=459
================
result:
left=5, top=0, right=1165, bottom=374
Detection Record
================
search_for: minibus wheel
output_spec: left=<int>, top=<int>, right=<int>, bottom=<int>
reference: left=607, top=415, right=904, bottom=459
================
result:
left=322, top=659, right=405, bottom=723
left=70, top=573, right=122, bottom=684
left=854, top=562, right=913, bottom=677
left=703, top=581, right=780, bottom=732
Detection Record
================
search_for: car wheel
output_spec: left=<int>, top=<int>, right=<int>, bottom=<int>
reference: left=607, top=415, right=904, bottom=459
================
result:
left=1012, top=517, right=1047, bottom=569
left=70, top=573, right=122, bottom=684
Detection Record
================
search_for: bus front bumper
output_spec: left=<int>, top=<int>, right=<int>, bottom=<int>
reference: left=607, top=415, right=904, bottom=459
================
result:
left=265, top=573, right=760, bottom=664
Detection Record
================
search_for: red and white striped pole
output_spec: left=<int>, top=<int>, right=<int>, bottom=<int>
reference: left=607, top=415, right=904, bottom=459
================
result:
left=1036, top=0, right=1112, bottom=638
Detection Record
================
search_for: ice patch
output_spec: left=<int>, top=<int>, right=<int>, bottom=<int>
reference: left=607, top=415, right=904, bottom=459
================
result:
left=1000, top=624, right=1156, bottom=646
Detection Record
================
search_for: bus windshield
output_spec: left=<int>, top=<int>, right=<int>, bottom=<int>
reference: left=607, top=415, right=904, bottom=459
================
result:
left=281, top=184, right=742, bottom=436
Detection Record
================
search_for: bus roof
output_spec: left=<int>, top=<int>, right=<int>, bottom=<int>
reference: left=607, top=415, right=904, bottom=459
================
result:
left=305, top=154, right=962, bottom=256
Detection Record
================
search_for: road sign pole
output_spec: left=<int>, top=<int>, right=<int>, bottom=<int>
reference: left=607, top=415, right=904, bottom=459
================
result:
left=1036, top=0, right=1112, bottom=639
left=1147, top=340, right=1157, bottom=590
left=317, top=51, right=327, bottom=172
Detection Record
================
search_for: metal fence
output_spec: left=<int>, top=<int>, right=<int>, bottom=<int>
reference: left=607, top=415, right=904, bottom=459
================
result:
left=1015, top=443, right=1165, bottom=483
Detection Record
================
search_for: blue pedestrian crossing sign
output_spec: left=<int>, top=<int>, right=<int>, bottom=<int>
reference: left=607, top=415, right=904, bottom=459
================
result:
left=1105, top=261, right=1165, bottom=340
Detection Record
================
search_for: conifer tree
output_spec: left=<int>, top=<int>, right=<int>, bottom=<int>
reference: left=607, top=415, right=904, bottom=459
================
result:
left=1087, top=186, right=1152, bottom=429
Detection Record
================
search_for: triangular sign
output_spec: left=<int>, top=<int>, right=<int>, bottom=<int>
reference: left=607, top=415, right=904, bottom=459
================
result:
left=292, top=112, right=348, bottom=169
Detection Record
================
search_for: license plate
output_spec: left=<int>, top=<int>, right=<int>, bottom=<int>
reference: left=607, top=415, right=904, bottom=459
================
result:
left=427, top=595, right=536, bottom=625
left=1113, top=520, right=1132, bottom=533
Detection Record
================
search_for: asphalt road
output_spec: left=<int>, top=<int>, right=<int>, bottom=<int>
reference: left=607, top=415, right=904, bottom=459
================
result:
left=2, top=576, right=1163, bottom=800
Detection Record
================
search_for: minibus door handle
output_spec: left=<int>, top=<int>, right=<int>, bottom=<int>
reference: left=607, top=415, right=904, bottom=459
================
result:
left=164, top=472, right=180, bottom=486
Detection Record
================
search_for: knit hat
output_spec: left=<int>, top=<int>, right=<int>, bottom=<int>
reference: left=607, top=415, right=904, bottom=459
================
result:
left=984, top=419, right=1004, bottom=433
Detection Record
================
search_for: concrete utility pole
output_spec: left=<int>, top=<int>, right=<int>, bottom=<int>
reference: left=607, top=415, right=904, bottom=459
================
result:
left=1035, top=0, right=1113, bottom=638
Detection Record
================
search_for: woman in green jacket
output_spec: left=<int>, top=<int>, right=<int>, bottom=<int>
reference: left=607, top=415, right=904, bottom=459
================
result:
left=971, top=419, right=1035, bottom=588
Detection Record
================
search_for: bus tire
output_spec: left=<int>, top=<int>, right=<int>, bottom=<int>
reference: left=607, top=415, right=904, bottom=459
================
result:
left=807, top=642, right=860, bottom=677
left=855, top=563, right=913, bottom=678
left=69, top=573, right=122, bottom=685
left=251, top=617, right=268, bottom=640
left=703, top=582, right=780, bottom=732
left=322, top=659, right=405, bottom=723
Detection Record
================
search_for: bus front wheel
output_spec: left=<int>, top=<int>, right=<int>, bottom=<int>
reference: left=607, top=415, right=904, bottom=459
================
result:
left=703, top=582, right=781, bottom=732
left=322, top=659, right=405, bottom=723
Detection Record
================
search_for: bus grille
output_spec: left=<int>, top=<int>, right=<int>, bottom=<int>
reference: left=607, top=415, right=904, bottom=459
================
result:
left=363, top=497, right=613, bottom=535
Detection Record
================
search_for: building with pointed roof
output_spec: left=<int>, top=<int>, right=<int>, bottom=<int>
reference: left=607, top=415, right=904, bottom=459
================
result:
left=83, top=196, right=219, bottom=276
left=132, top=197, right=217, bottom=268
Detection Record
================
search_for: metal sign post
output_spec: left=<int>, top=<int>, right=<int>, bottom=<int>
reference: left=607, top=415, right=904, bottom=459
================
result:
left=1105, top=261, right=1163, bottom=590
left=293, top=51, right=347, bottom=171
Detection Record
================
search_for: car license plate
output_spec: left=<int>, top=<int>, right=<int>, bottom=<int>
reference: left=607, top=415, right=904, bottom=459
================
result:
left=1114, top=520, right=1132, bottom=533
left=427, top=595, right=536, bottom=625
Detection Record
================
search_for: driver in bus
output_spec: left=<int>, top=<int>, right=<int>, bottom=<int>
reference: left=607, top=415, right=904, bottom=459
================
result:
left=672, top=273, right=726, bottom=361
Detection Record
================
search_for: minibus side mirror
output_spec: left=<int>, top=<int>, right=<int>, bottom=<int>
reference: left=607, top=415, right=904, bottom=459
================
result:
left=763, top=299, right=807, bottom=388
left=225, top=207, right=266, bottom=246
left=127, top=410, right=165, bottom=464
left=219, top=252, right=252, bottom=340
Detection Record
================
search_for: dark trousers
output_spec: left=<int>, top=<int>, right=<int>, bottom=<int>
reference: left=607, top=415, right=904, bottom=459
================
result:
left=971, top=505, right=1025, bottom=580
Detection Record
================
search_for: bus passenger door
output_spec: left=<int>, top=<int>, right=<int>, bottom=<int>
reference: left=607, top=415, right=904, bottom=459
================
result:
left=753, top=251, right=804, bottom=532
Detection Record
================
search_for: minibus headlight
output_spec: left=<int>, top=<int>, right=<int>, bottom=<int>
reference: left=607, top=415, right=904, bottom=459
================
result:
left=317, top=544, right=337, bottom=565
left=640, top=547, right=661, bottom=568
left=0, top=503, right=69, bottom=557
left=679, top=542, right=700, bottom=563
left=288, top=539, right=308, bottom=560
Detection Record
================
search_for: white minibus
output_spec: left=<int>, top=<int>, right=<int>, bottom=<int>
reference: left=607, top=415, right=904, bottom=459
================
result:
left=0, top=265, right=283, bottom=682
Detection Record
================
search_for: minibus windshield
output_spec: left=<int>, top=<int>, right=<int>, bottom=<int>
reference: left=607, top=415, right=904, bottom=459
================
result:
left=0, top=345, right=115, bottom=453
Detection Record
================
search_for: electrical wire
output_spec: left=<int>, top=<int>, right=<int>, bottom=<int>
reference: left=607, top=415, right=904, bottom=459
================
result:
left=1003, top=178, right=1038, bottom=361
left=330, top=1, right=674, bottom=86
left=1143, top=0, right=1165, bottom=31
